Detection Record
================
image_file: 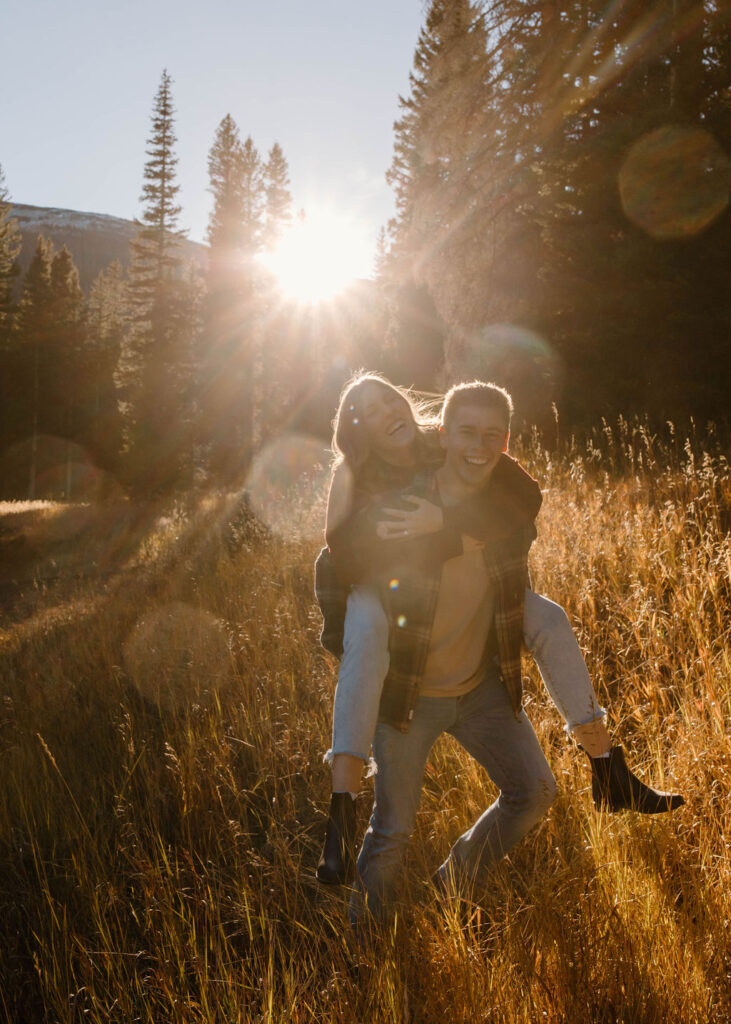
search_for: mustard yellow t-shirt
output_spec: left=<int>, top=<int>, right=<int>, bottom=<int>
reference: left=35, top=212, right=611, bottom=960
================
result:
left=420, top=535, right=495, bottom=697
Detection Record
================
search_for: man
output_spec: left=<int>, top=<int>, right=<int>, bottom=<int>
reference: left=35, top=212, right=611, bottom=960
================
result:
left=316, top=379, right=682, bottom=920
left=350, top=381, right=556, bottom=922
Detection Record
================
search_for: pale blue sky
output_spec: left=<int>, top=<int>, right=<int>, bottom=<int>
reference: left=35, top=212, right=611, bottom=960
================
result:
left=2, top=1, right=425, bottom=269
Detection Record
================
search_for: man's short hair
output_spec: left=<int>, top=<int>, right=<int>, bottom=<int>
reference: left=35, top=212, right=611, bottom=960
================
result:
left=441, top=381, right=514, bottom=432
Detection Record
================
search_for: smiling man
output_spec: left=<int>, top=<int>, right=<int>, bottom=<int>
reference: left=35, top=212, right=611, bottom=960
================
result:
left=350, top=381, right=558, bottom=927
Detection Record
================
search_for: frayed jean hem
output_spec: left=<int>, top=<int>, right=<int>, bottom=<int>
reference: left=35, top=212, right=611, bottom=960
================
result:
left=564, top=708, right=607, bottom=737
left=323, top=747, right=378, bottom=777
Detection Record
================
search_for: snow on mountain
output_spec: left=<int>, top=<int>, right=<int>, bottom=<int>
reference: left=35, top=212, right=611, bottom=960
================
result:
left=10, top=203, right=207, bottom=293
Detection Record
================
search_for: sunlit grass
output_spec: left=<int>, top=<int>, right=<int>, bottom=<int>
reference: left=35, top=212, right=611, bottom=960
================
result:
left=1, top=419, right=729, bottom=1022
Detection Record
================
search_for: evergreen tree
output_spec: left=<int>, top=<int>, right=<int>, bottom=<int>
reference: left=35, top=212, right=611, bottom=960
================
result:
left=0, top=165, right=20, bottom=341
left=121, top=70, right=192, bottom=494
left=13, top=237, right=55, bottom=497
left=255, top=142, right=298, bottom=445
left=240, top=136, right=264, bottom=256
left=263, top=142, right=293, bottom=249
left=385, top=1, right=496, bottom=369
left=84, top=261, right=126, bottom=481
left=128, top=70, right=183, bottom=305
left=207, top=114, right=246, bottom=261
left=200, top=126, right=264, bottom=483
left=47, top=246, right=86, bottom=496
left=0, top=166, right=22, bottom=472
left=385, top=0, right=731, bottom=424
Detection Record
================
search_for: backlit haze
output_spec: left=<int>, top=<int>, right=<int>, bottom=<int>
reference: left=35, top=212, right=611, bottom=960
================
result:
left=2, top=1, right=425, bottom=290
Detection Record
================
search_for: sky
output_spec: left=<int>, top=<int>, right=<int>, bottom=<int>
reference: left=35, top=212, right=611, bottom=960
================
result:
left=2, top=1, right=427, bottom=278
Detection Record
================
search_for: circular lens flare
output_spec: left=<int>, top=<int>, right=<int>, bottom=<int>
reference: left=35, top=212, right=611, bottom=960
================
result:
left=619, top=125, right=731, bottom=240
left=244, top=434, right=330, bottom=541
left=123, top=603, right=231, bottom=710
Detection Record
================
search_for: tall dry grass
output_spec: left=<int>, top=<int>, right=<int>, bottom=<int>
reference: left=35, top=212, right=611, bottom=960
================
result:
left=0, top=419, right=729, bottom=1023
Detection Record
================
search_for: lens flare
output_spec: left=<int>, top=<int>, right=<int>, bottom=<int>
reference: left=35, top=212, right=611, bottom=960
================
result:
left=619, top=125, right=731, bottom=240
left=448, top=324, right=562, bottom=420
left=396, top=615, right=407, bottom=628
left=0, top=435, right=112, bottom=501
left=123, top=603, right=231, bottom=710
left=244, top=434, right=330, bottom=541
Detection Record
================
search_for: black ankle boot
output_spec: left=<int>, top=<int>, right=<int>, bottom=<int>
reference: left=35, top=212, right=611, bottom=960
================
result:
left=590, top=746, right=684, bottom=814
left=316, top=793, right=357, bottom=885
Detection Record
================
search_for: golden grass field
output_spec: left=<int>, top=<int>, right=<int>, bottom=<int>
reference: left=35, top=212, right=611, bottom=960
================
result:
left=1, top=418, right=729, bottom=1023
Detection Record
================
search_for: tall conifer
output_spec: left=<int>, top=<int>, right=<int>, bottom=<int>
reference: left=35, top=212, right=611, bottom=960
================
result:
left=48, top=246, right=86, bottom=495
left=200, top=124, right=264, bottom=482
left=122, top=70, right=192, bottom=494
left=263, top=142, right=293, bottom=250
left=13, top=237, right=54, bottom=497
left=207, top=115, right=246, bottom=262
left=0, top=166, right=20, bottom=340
left=0, top=166, right=22, bottom=468
left=85, top=261, right=126, bottom=479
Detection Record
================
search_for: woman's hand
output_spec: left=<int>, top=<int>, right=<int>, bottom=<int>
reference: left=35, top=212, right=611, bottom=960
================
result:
left=376, top=496, right=444, bottom=540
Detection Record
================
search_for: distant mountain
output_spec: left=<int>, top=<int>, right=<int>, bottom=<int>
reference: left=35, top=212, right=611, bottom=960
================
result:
left=10, top=204, right=208, bottom=293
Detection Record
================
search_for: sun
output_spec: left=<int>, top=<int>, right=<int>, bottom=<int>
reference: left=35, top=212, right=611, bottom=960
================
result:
left=258, top=206, right=375, bottom=302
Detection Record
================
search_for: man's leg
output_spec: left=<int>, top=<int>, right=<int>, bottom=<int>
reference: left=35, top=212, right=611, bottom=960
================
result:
left=350, top=696, right=454, bottom=925
left=438, top=669, right=557, bottom=894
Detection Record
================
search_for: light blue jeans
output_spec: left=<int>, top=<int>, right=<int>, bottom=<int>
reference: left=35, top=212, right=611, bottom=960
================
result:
left=326, top=585, right=605, bottom=765
left=350, top=663, right=558, bottom=923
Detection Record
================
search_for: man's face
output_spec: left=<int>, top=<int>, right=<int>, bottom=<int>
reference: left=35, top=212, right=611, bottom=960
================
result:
left=439, top=403, right=509, bottom=491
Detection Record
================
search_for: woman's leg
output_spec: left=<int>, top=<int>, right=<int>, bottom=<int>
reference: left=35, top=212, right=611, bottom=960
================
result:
left=522, top=589, right=608, bottom=749
left=318, top=585, right=390, bottom=884
left=326, top=584, right=390, bottom=777
left=522, top=589, right=684, bottom=813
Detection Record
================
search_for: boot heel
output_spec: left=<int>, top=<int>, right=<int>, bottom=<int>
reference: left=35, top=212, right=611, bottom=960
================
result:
left=316, top=793, right=357, bottom=885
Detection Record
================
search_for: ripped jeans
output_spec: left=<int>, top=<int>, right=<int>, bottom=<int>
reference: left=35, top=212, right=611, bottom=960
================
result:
left=326, top=586, right=605, bottom=765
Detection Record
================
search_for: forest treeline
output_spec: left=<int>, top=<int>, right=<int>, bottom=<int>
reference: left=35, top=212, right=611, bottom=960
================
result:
left=1, top=1, right=730, bottom=500
left=0, top=72, right=387, bottom=500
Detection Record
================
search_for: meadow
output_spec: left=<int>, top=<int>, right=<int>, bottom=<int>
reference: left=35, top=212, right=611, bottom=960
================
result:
left=1, top=418, right=729, bottom=1023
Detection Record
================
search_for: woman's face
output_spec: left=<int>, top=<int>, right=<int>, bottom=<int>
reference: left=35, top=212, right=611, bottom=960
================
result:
left=351, top=381, right=417, bottom=464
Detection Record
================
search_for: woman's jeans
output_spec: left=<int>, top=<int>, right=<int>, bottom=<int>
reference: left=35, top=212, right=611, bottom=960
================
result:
left=350, top=664, right=558, bottom=923
left=326, top=586, right=605, bottom=765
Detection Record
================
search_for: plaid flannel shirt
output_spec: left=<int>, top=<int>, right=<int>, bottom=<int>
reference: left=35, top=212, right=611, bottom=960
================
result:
left=314, top=454, right=541, bottom=732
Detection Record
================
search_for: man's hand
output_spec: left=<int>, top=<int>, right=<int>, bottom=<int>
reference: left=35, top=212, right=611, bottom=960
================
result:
left=376, top=496, right=444, bottom=540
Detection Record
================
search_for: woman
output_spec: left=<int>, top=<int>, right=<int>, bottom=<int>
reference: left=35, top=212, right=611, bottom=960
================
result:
left=315, top=372, right=683, bottom=885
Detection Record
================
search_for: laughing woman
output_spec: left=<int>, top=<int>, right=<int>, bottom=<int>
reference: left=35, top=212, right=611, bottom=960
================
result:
left=314, top=372, right=683, bottom=885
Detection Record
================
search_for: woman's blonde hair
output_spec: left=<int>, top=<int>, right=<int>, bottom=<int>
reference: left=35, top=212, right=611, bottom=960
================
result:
left=331, top=371, right=439, bottom=477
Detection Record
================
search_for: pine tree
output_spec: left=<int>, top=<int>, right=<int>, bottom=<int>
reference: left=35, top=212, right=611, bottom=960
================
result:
left=384, top=0, right=492, bottom=382
left=262, top=142, right=293, bottom=250
left=0, top=165, right=20, bottom=341
left=128, top=70, right=183, bottom=307
left=85, top=261, right=126, bottom=480
left=13, top=236, right=54, bottom=497
left=122, top=70, right=192, bottom=494
left=384, top=0, right=731, bottom=423
left=48, top=246, right=86, bottom=496
left=199, top=126, right=264, bottom=483
left=0, top=165, right=22, bottom=473
left=207, top=115, right=246, bottom=262
left=240, top=137, right=264, bottom=256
